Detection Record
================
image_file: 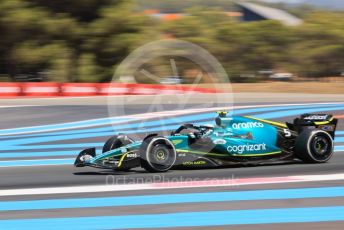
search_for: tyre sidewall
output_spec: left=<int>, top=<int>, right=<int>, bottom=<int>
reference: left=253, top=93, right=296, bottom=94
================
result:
left=295, top=130, right=334, bottom=163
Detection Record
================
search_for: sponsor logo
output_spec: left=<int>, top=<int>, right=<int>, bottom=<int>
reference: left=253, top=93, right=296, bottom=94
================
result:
left=80, top=155, right=93, bottom=162
left=320, top=125, right=334, bottom=131
left=227, top=143, right=267, bottom=154
left=172, top=139, right=183, bottom=145
left=304, top=115, right=328, bottom=120
left=183, top=160, right=206, bottom=166
left=213, top=139, right=227, bottom=145
left=232, top=122, right=264, bottom=129
left=127, top=153, right=137, bottom=158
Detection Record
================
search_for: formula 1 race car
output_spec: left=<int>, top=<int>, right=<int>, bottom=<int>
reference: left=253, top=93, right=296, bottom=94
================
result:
left=74, top=111, right=338, bottom=172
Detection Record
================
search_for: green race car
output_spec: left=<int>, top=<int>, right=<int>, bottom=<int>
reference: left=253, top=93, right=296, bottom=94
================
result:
left=74, top=111, right=337, bottom=172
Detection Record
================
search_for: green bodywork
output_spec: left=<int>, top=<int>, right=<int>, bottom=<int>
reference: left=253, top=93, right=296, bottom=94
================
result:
left=87, top=115, right=284, bottom=167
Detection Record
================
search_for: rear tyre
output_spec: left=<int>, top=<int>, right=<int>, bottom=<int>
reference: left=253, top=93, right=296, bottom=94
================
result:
left=295, top=130, right=334, bottom=163
left=103, top=134, right=133, bottom=153
left=140, top=136, right=177, bottom=172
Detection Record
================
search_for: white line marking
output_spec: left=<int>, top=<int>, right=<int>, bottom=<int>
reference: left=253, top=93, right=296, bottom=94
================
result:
left=0, top=105, right=41, bottom=109
left=1, top=173, right=344, bottom=196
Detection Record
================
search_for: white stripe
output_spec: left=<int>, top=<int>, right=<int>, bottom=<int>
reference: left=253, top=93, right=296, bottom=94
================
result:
left=1, top=173, right=344, bottom=196
left=62, top=87, right=97, bottom=93
left=99, top=87, right=129, bottom=94
left=0, top=105, right=41, bottom=109
left=0, top=87, right=21, bottom=93
left=24, top=87, right=59, bottom=93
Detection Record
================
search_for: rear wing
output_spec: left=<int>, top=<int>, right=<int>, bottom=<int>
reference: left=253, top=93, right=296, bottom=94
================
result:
left=287, top=114, right=338, bottom=138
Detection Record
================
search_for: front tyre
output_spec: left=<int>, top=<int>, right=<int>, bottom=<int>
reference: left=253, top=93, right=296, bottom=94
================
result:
left=102, top=134, right=133, bottom=153
left=140, top=136, right=177, bottom=172
left=295, top=130, right=334, bottom=163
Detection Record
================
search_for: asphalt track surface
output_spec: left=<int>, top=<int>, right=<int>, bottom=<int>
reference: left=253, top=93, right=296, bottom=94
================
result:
left=1, top=93, right=344, bottom=229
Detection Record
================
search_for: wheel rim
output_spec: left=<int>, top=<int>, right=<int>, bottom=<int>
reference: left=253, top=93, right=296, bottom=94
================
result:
left=310, top=134, right=332, bottom=161
left=147, top=141, right=176, bottom=171
left=154, top=148, right=169, bottom=163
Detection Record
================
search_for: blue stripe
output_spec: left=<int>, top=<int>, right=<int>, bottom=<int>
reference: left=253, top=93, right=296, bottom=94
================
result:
left=0, top=117, right=216, bottom=149
left=0, top=117, right=131, bottom=136
left=0, top=115, right=217, bottom=147
left=0, top=151, right=76, bottom=158
left=0, top=109, right=217, bottom=138
left=0, top=159, right=73, bottom=167
left=335, top=146, right=344, bottom=151
left=1, top=103, right=341, bottom=139
left=0, top=103, right=342, bottom=164
left=0, top=132, right=342, bottom=159
left=335, top=137, right=344, bottom=142
left=0, top=104, right=340, bottom=144
left=1, top=206, right=344, bottom=229
left=3, top=130, right=343, bottom=159
left=0, top=130, right=342, bottom=154
left=1, top=186, right=344, bottom=211
left=1, top=103, right=340, bottom=147
left=0, top=143, right=103, bottom=151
